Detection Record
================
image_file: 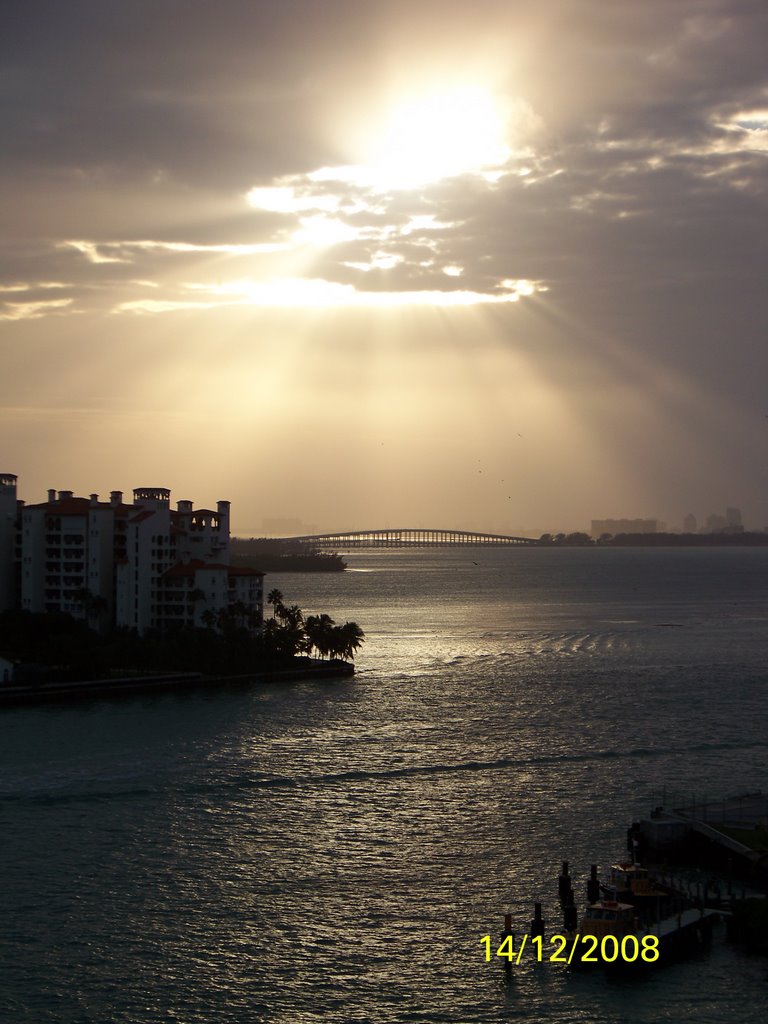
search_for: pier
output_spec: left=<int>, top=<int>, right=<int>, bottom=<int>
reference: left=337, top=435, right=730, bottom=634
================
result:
left=0, top=659, right=354, bottom=707
left=636, top=791, right=768, bottom=889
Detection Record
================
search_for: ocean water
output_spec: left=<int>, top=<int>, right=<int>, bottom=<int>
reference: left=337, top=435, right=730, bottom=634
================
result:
left=1, top=547, right=767, bottom=1023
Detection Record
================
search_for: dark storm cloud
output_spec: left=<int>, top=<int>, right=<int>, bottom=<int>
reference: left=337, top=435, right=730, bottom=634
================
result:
left=1, top=0, right=380, bottom=187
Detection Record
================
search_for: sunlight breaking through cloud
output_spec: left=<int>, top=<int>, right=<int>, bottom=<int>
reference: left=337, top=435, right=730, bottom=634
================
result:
left=62, top=239, right=291, bottom=263
left=717, top=108, right=768, bottom=151
left=115, top=276, right=545, bottom=312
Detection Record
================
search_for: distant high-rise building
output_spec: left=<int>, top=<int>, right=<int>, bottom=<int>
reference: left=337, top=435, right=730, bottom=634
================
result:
left=726, top=507, right=743, bottom=529
left=683, top=513, right=697, bottom=533
left=590, top=518, right=658, bottom=539
left=704, top=513, right=727, bottom=532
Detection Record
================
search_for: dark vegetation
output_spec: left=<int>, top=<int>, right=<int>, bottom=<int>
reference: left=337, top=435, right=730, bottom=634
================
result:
left=230, top=537, right=346, bottom=572
left=538, top=531, right=768, bottom=546
left=728, top=898, right=768, bottom=955
left=716, top=824, right=768, bottom=855
left=538, top=532, right=594, bottom=545
left=0, top=600, right=364, bottom=682
left=263, top=589, right=364, bottom=664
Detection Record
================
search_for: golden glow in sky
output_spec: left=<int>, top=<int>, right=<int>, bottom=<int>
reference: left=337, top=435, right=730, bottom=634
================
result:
left=237, top=82, right=534, bottom=308
left=248, top=83, right=515, bottom=199
left=4, top=2, right=767, bottom=533
left=352, top=84, right=513, bottom=189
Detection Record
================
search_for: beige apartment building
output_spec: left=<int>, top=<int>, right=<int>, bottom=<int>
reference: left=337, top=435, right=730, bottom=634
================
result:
left=0, top=475, right=263, bottom=635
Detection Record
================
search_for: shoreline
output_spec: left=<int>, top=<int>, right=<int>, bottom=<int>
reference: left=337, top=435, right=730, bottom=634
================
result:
left=0, top=657, right=354, bottom=707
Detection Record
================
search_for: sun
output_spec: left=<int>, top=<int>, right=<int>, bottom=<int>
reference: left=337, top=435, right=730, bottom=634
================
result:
left=356, top=84, right=512, bottom=190
left=246, top=83, right=514, bottom=209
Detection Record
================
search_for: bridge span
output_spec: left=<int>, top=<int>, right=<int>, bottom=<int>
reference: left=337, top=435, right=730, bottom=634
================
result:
left=283, top=528, right=540, bottom=550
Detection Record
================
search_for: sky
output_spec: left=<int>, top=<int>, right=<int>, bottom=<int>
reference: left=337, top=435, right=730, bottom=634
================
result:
left=1, top=0, right=767, bottom=536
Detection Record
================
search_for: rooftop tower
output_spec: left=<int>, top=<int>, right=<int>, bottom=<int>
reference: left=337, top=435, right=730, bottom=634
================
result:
left=0, top=473, right=19, bottom=611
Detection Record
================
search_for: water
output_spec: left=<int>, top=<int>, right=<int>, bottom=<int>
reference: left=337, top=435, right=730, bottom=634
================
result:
left=1, top=547, right=767, bottom=1023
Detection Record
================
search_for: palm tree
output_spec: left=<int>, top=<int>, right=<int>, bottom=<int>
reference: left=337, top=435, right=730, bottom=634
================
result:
left=305, top=613, right=335, bottom=659
left=304, top=614, right=318, bottom=656
left=279, top=604, right=304, bottom=631
left=327, top=625, right=343, bottom=661
left=325, top=622, right=365, bottom=661
left=339, top=621, right=365, bottom=661
left=296, top=628, right=314, bottom=658
left=267, top=589, right=284, bottom=619
left=280, top=623, right=305, bottom=658
left=261, top=617, right=301, bottom=659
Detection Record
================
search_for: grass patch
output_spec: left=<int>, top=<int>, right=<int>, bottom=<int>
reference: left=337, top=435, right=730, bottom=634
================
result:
left=710, top=824, right=768, bottom=853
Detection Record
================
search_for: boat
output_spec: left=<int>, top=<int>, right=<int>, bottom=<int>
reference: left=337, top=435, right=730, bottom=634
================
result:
left=540, top=858, right=721, bottom=970
left=568, top=897, right=718, bottom=969
left=599, top=861, right=666, bottom=906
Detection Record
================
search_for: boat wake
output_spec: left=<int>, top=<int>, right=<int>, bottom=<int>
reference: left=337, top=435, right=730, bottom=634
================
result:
left=3, top=737, right=765, bottom=804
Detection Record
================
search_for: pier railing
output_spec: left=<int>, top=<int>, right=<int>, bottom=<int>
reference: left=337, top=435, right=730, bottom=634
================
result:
left=654, top=790, right=767, bottom=828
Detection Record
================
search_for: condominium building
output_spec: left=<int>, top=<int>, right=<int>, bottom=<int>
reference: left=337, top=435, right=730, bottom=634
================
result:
left=0, top=475, right=263, bottom=634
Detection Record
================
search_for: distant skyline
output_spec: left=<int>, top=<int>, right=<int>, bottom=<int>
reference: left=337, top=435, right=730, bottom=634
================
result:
left=3, top=476, right=760, bottom=541
left=249, top=507, right=763, bottom=538
left=2, top=1, right=767, bottom=534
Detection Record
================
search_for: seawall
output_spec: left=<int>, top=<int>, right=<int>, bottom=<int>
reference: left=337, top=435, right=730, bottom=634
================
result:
left=0, top=658, right=354, bottom=707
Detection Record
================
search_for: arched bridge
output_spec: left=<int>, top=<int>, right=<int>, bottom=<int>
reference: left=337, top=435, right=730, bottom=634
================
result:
left=284, top=528, right=540, bottom=550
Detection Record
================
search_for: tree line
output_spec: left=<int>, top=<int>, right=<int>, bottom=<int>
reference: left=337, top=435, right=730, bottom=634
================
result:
left=537, top=532, right=768, bottom=546
left=230, top=538, right=346, bottom=572
left=0, top=591, right=365, bottom=682
left=263, top=589, right=365, bottom=662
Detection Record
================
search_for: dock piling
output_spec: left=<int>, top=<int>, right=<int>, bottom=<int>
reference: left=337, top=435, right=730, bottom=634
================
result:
left=530, top=902, right=545, bottom=939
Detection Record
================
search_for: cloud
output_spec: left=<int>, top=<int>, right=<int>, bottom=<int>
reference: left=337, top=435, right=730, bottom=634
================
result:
left=62, top=238, right=291, bottom=263
left=0, top=280, right=69, bottom=293
left=1, top=1, right=767, bottom=526
left=115, top=276, right=544, bottom=312
left=0, top=297, right=74, bottom=321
